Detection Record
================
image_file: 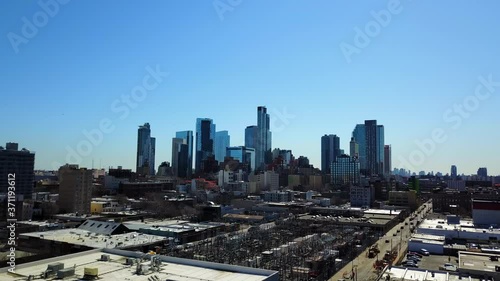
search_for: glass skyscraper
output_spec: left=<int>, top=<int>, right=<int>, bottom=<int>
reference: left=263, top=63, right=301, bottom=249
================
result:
left=195, top=118, right=215, bottom=173
left=176, top=130, right=193, bottom=178
left=215, top=131, right=230, bottom=163
left=352, top=124, right=366, bottom=170
left=321, top=134, right=340, bottom=173
left=136, top=123, right=155, bottom=176
left=226, top=146, right=256, bottom=171
left=245, top=126, right=258, bottom=149
left=256, top=106, right=271, bottom=170
left=353, top=121, right=385, bottom=176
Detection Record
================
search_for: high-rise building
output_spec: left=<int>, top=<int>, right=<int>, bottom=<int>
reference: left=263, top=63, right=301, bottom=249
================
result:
left=176, top=131, right=193, bottom=177
left=195, top=118, right=215, bottom=173
left=172, top=138, right=188, bottom=178
left=0, top=143, right=35, bottom=199
left=352, top=124, right=366, bottom=170
left=349, top=137, right=359, bottom=159
left=245, top=126, right=258, bottom=149
left=321, top=134, right=340, bottom=173
left=136, top=123, right=155, bottom=176
left=58, top=164, right=93, bottom=214
left=451, top=165, right=457, bottom=178
left=331, top=154, right=360, bottom=186
left=477, top=167, right=488, bottom=178
left=384, top=145, right=391, bottom=176
left=377, top=125, right=385, bottom=174
left=365, top=120, right=379, bottom=175
left=256, top=106, right=272, bottom=170
left=215, top=131, right=230, bottom=163
left=226, top=146, right=256, bottom=171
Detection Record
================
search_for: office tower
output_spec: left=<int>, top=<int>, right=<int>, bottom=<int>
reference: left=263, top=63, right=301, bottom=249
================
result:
left=477, top=167, right=488, bottom=178
left=215, top=131, right=230, bottom=163
left=272, top=148, right=293, bottom=166
left=0, top=142, right=35, bottom=199
left=331, top=154, right=360, bottom=186
left=172, top=138, right=188, bottom=178
left=176, top=131, right=193, bottom=177
left=451, top=165, right=457, bottom=178
left=352, top=124, right=366, bottom=170
left=226, top=146, right=256, bottom=171
left=195, top=118, right=215, bottom=173
left=377, top=125, right=385, bottom=174
left=256, top=106, right=272, bottom=170
left=384, top=145, right=391, bottom=176
left=349, top=137, right=359, bottom=159
left=365, top=120, right=379, bottom=175
left=58, top=164, right=93, bottom=214
left=321, top=134, right=340, bottom=173
left=245, top=125, right=258, bottom=150
left=136, top=123, right=155, bottom=176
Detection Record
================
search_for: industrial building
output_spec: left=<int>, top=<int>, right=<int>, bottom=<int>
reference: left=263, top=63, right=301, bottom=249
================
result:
left=379, top=266, right=482, bottom=281
left=417, top=217, right=500, bottom=241
left=0, top=248, right=279, bottom=281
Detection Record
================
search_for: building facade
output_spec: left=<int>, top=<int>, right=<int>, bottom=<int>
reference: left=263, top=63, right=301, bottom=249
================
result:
left=321, top=134, right=340, bottom=173
left=384, top=145, right=391, bottom=176
left=214, top=131, right=230, bottom=163
left=136, top=123, right=155, bottom=176
left=331, top=154, right=360, bottom=186
left=195, top=118, right=215, bottom=173
left=0, top=142, right=35, bottom=199
left=176, top=131, right=193, bottom=177
left=58, top=164, right=93, bottom=214
left=226, top=146, right=256, bottom=171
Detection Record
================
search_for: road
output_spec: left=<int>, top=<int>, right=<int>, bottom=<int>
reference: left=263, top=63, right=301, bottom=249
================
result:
left=328, top=201, right=432, bottom=281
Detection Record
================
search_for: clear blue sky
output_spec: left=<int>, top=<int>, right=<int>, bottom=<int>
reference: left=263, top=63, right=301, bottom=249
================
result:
left=1, top=0, right=499, bottom=175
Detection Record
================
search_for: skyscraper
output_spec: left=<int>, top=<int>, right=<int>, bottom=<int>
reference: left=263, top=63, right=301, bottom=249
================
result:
left=226, top=146, right=256, bottom=171
left=172, top=138, right=187, bottom=178
left=352, top=124, right=366, bottom=170
left=365, top=120, right=378, bottom=175
left=0, top=142, right=35, bottom=199
left=215, top=131, right=230, bottom=163
left=136, top=123, right=155, bottom=176
left=321, top=134, right=340, bottom=173
left=377, top=125, right=385, bottom=174
left=451, top=165, right=457, bottom=178
left=245, top=126, right=258, bottom=149
left=176, top=131, right=193, bottom=177
left=195, top=118, right=215, bottom=173
left=255, top=106, right=272, bottom=170
left=349, top=137, right=359, bottom=159
left=477, top=167, right=488, bottom=178
left=384, top=145, right=391, bottom=176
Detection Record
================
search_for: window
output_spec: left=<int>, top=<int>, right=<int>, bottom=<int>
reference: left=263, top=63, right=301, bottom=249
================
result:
left=97, top=224, right=103, bottom=228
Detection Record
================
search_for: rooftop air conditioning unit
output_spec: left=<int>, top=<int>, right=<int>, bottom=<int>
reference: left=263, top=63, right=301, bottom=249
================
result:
left=100, top=254, right=110, bottom=261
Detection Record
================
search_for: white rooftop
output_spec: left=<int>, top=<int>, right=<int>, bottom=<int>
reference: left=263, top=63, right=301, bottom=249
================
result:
left=0, top=249, right=277, bottom=281
left=20, top=229, right=166, bottom=248
left=418, top=218, right=500, bottom=234
left=381, top=266, right=480, bottom=281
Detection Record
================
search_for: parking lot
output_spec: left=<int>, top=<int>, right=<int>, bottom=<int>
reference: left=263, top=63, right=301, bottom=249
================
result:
left=400, top=253, right=459, bottom=271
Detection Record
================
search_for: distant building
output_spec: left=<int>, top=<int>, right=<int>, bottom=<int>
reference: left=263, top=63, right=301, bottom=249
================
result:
left=226, top=146, right=255, bottom=171
left=58, top=164, right=93, bottom=214
left=352, top=124, right=366, bottom=170
left=350, top=186, right=374, bottom=208
left=349, top=137, right=359, bottom=159
left=256, top=106, right=272, bottom=170
left=477, top=167, right=488, bottom=179
left=176, top=131, right=194, bottom=177
left=388, top=190, right=417, bottom=210
left=136, top=123, right=155, bottom=176
left=451, top=165, right=458, bottom=178
left=321, top=134, right=340, bottom=173
left=214, top=130, right=230, bottom=163
left=384, top=145, right=391, bottom=176
left=245, top=125, right=258, bottom=149
left=195, top=118, right=215, bottom=173
left=331, top=154, right=360, bottom=186
left=263, top=190, right=293, bottom=202
left=172, top=137, right=189, bottom=178
left=249, top=171, right=279, bottom=191
left=0, top=142, right=35, bottom=199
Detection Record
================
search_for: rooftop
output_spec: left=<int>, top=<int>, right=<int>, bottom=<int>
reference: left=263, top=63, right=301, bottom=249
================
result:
left=418, top=218, right=500, bottom=234
left=381, top=266, right=481, bottom=281
left=459, top=251, right=500, bottom=273
left=409, top=234, right=446, bottom=245
left=0, top=249, right=277, bottom=281
left=20, top=229, right=166, bottom=249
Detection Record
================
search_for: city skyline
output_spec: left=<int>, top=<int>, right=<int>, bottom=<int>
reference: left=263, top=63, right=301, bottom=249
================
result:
left=2, top=1, right=500, bottom=175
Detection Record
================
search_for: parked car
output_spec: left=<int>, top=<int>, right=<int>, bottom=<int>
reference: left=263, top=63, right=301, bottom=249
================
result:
left=420, top=249, right=430, bottom=256
left=408, top=251, right=423, bottom=258
left=407, top=255, right=421, bottom=262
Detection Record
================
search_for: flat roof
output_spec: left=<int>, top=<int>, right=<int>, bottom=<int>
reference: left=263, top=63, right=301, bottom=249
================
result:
left=418, top=219, right=500, bottom=234
left=0, top=249, right=277, bottom=281
left=20, top=229, right=166, bottom=248
left=410, top=233, right=446, bottom=243
left=459, top=251, right=500, bottom=273
left=381, top=266, right=480, bottom=281
left=123, top=220, right=225, bottom=232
